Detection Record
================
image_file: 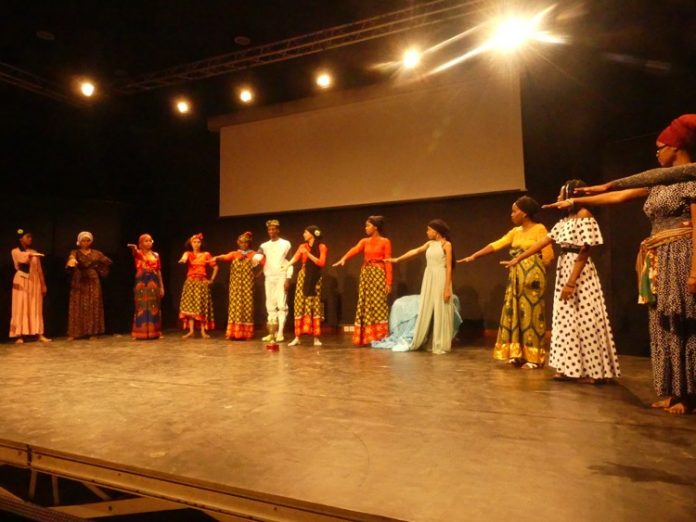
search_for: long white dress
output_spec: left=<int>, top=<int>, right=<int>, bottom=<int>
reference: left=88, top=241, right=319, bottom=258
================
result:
left=548, top=217, right=620, bottom=379
left=10, top=248, right=45, bottom=338
left=404, top=241, right=454, bottom=354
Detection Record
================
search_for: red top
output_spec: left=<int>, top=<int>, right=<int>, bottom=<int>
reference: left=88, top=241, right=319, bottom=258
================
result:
left=133, top=249, right=161, bottom=272
left=184, top=251, right=215, bottom=280
left=218, top=250, right=256, bottom=263
left=343, top=236, right=392, bottom=285
left=293, top=243, right=327, bottom=267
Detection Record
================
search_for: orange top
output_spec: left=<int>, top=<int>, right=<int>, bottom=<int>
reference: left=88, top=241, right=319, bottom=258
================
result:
left=133, top=249, right=161, bottom=272
left=343, top=236, right=392, bottom=285
left=293, top=243, right=328, bottom=267
left=184, top=251, right=215, bottom=280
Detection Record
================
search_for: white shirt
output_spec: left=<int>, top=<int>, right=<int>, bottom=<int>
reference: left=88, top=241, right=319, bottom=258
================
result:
left=258, top=238, right=293, bottom=278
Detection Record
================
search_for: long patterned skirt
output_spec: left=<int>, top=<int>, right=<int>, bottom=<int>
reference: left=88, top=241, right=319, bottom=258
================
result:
left=226, top=259, right=254, bottom=339
left=132, top=269, right=162, bottom=340
left=353, top=265, right=389, bottom=345
left=649, top=238, right=696, bottom=398
left=294, top=267, right=323, bottom=337
left=493, top=251, right=547, bottom=365
left=68, top=277, right=105, bottom=338
left=179, top=278, right=215, bottom=329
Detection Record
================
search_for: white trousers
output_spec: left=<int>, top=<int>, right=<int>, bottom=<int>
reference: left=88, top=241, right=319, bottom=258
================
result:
left=265, top=276, right=288, bottom=332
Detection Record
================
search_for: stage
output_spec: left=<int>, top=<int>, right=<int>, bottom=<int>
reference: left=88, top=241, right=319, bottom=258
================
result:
left=1, top=334, right=695, bottom=521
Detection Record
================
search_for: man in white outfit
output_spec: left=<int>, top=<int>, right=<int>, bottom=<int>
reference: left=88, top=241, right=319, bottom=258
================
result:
left=255, top=219, right=293, bottom=342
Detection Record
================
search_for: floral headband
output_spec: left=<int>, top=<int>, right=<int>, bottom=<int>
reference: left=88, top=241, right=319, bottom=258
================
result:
left=190, top=233, right=204, bottom=241
left=238, top=231, right=252, bottom=242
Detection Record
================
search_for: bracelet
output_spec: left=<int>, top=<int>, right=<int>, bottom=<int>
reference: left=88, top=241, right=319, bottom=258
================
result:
left=567, top=198, right=574, bottom=209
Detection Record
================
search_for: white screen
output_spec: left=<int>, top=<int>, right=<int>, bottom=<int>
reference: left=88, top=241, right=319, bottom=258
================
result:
left=215, top=65, right=525, bottom=217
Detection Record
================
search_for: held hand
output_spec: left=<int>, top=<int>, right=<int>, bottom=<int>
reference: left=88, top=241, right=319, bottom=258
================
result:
left=207, top=279, right=214, bottom=285
left=443, top=288, right=452, bottom=303
left=575, top=183, right=610, bottom=195
left=29, top=252, right=45, bottom=257
left=178, top=254, right=188, bottom=264
left=688, top=276, right=696, bottom=294
left=332, top=259, right=345, bottom=267
left=560, top=284, right=575, bottom=301
left=542, top=200, right=573, bottom=210
left=66, top=257, right=77, bottom=268
left=385, top=284, right=392, bottom=295
left=385, top=257, right=397, bottom=263
left=126, top=243, right=137, bottom=250
left=284, top=279, right=291, bottom=291
left=457, top=255, right=475, bottom=264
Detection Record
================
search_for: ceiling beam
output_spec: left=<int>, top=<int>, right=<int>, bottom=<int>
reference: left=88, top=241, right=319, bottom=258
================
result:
left=0, top=61, right=84, bottom=107
left=117, top=0, right=483, bottom=94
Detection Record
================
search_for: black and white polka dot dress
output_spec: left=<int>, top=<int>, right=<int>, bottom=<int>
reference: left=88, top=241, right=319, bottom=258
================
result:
left=547, top=217, right=621, bottom=379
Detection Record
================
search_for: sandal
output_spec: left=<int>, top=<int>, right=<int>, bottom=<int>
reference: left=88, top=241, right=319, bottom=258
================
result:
left=521, top=362, right=539, bottom=370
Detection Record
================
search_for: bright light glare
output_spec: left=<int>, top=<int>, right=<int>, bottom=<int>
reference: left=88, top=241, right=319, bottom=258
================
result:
left=402, top=49, right=421, bottom=69
left=491, top=18, right=537, bottom=52
left=239, top=89, right=253, bottom=103
left=176, top=100, right=190, bottom=113
left=80, top=82, right=95, bottom=97
left=316, top=73, right=332, bottom=88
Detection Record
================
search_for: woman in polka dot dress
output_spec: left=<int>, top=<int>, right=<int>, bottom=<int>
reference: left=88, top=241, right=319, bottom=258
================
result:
left=504, top=180, right=620, bottom=383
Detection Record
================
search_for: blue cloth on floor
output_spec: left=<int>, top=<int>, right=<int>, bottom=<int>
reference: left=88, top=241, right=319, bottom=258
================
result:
left=371, top=294, right=462, bottom=350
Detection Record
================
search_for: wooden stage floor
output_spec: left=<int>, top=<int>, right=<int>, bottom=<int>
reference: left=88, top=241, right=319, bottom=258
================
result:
left=1, top=334, right=695, bottom=521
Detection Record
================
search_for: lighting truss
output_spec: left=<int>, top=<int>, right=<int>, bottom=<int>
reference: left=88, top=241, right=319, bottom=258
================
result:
left=0, top=61, right=84, bottom=107
left=117, top=0, right=484, bottom=94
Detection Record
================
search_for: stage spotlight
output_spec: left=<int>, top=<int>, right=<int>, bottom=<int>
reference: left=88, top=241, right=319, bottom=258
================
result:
left=175, top=99, right=190, bottom=114
left=402, top=48, right=421, bottom=69
left=316, top=72, right=332, bottom=89
left=80, top=81, right=95, bottom=97
left=491, top=18, right=535, bottom=52
left=239, top=88, right=254, bottom=103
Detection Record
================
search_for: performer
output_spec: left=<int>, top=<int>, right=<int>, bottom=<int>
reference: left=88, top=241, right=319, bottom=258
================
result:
left=66, top=231, right=112, bottom=340
left=459, top=196, right=553, bottom=368
left=213, top=231, right=258, bottom=340
left=256, top=220, right=293, bottom=343
left=287, top=226, right=327, bottom=346
left=332, top=216, right=392, bottom=346
left=127, top=234, right=163, bottom=340
left=545, top=114, right=696, bottom=414
left=387, top=219, right=454, bottom=354
left=10, top=229, right=50, bottom=343
left=505, top=181, right=620, bottom=383
left=178, top=233, right=217, bottom=339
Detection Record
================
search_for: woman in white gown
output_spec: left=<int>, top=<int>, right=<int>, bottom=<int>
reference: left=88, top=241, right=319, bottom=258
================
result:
left=387, top=219, right=455, bottom=354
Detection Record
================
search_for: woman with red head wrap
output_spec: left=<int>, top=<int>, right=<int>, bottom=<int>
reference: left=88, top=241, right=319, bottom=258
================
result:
left=127, top=234, right=164, bottom=340
left=178, top=233, right=218, bottom=338
left=545, top=114, right=696, bottom=414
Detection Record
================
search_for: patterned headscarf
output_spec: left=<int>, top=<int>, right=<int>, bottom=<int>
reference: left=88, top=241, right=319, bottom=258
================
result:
left=238, top=231, right=252, bottom=242
left=266, top=219, right=280, bottom=228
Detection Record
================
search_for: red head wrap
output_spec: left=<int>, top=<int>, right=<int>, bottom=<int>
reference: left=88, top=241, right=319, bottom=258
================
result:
left=657, top=114, right=696, bottom=150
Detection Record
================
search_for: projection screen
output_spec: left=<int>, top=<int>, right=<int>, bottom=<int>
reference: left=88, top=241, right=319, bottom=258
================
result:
left=215, top=66, right=525, bottom=217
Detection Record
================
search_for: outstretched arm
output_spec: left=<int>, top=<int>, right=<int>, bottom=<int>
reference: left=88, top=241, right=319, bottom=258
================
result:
left=387, top=241, right=430, bottom=263
left=543, top=188, right=648, bottom=210
left=458, top=244, right=494, bottom=264
left=443, top=242, right=453, bottom=303
left=501, top=236, right=554, bottom=268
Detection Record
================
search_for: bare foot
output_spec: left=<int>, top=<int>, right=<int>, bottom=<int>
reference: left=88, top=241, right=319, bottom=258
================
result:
left=553, top=373, right=572, bottom=381
left=651, top=397, right=675, bottom=409
left=201, top=332, right=211, bottom=339
left=182, top=331, right=194, bottom=339
left=578, top=377, right=597, bottom=384
left=665, top=402, right=688, bottom=415
left=14, top=338, right=23, bottom=344
left=521, top=362, right=539, bottom=370
left=38, top=335, right=52, bottom=342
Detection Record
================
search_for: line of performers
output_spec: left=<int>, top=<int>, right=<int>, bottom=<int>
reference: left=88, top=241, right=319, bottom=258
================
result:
left=8, top=114, right=696, bottom=414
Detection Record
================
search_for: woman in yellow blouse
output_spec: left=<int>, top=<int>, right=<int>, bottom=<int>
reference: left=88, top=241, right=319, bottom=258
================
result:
left=459, top=196, right=554, bottom=368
